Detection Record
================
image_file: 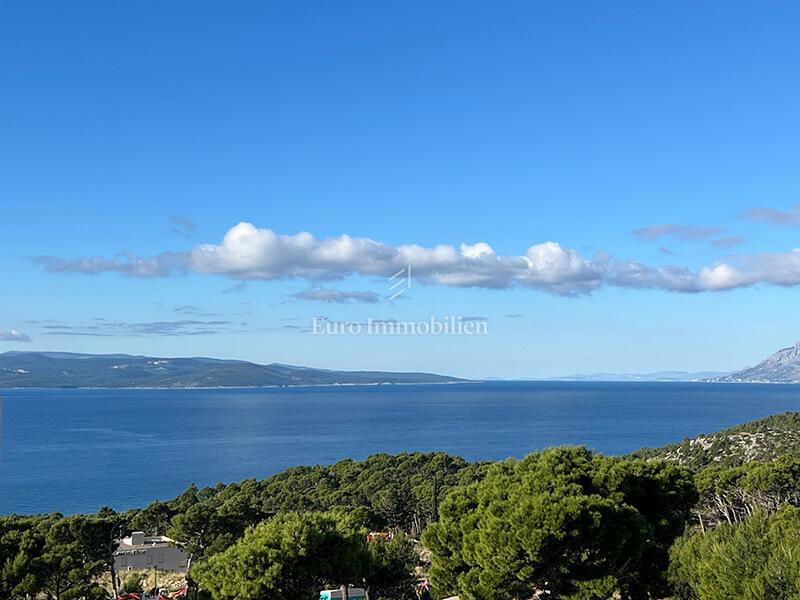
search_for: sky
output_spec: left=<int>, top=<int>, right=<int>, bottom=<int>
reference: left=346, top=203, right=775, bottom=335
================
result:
left=1, top=1, right=800, bottom=379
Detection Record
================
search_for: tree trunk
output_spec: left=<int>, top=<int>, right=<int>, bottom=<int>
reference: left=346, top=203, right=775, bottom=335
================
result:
left=340, top=584, right=349, bottom=600
left=110, top=560, right=119, bottom=599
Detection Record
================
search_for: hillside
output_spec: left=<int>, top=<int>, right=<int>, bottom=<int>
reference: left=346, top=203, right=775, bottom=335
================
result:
left=632, top=412, right=800, bottom=470
left=709, top=341, right=800, bottom=383
left=0, top=351, right=464, bottom=388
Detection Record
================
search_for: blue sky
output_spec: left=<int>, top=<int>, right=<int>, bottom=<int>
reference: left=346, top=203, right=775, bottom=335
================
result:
left=2, top=1, right=800, bottom=378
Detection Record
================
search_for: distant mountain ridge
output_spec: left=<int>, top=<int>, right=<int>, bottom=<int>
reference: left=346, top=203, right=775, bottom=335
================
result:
left=546, top=370, right=728, bottom=382
left=0, top=351, right=464, bottom=388
left=707, top=342, right=800, bottom=383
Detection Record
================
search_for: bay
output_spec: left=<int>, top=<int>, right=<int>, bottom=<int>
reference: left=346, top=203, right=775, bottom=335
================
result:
left=3, top=381, right=800, bottom=515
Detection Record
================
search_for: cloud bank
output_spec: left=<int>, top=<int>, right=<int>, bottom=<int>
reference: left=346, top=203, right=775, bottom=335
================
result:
left=32, top=221, right=800, bottom=296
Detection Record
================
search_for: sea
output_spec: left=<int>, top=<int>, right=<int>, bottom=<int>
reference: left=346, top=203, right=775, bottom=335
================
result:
left=3, top=381, right=800, bottom=515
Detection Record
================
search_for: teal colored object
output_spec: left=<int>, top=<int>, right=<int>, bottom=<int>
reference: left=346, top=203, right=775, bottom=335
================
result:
left=319, top=589, right=366, bottom=600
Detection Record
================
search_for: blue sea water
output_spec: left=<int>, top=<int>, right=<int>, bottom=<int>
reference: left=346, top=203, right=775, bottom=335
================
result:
left=3, top=381, right=800, bottom=515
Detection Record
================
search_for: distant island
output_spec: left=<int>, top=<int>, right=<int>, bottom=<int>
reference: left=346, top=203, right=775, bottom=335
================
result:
left=0, top=351, right=465, bottom=388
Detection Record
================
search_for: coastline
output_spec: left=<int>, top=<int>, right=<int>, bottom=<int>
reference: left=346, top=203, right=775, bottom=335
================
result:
left=0, top=380, right=479, bottom=391
left=6, top=380, right=800, bottom=391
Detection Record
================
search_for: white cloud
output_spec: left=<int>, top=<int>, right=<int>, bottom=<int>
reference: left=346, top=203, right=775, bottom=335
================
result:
left=460, top=242, right=495, bottom=259
left=735, top=248, right=800, bottom=286
left=188, top=224, right=609, bottom=294
left=607, top=261, right=698, bottom=292
left=191, top=223, right=394, bottom=280
left=519, top=242, right=602, bottom=295
left=697, top=264, right=751, bottom=291
left=32, top=221, right=800, bottom=296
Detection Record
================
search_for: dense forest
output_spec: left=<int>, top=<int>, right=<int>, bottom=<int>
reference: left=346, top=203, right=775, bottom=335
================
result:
left=5, top=413, right=800, bottom=599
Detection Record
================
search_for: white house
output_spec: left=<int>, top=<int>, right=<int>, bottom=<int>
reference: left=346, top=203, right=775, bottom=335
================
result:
left=114, top=532, right=188, bottom=573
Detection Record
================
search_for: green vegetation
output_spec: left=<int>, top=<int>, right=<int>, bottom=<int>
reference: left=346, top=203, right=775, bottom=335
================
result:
left=669, top=505, right=800, bottom=599
left=192, top=511, right=367, bottom=600
left=0, top=512, right=123, bottom=600
left=423, top=447, right=697, bottom=599
left=693, top=456, right=800, bottom=529
left=0, top=452, right=480, bottom=599
left=6, top=413, right=800, bottom=599
left=192, top=512, right=416, bottom=600
left=633, top=412, right=800, bottom=470
left=363, top=534, right=418, bottom=600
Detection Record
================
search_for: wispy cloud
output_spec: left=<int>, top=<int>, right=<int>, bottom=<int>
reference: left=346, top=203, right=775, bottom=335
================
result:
left=170, top=216, right=197, bottom=238
left=633, top=224, right=724, bottom=241
left=33, top=251, right=188, bottom=278
left=40, top=319, right=238, bottom=337
left=292, top=288, right=381, bottom=304
left=711, top=235, right=746, bottom=249
left=0, top=329, right=32, bottom=342
left=744, top=205, right=800, bottom=226
left=173, top=305, right=222, bottom=317
left=222, top=281, right=247, bottom=294
left=658, top=246, right=675, bottom=256
left=174, top=305, right=199, bottom=313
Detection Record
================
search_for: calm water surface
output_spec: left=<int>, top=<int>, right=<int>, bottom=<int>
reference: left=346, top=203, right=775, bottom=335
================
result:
left=3, top=381, right=800, bottom=514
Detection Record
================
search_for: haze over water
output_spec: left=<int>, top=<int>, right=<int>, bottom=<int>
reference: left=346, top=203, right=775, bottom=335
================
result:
left=3, top=381, right=800, bottom=515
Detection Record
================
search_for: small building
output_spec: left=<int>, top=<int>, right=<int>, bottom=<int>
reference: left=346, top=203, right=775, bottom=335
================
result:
left=114, top=532, right=188, bottom=573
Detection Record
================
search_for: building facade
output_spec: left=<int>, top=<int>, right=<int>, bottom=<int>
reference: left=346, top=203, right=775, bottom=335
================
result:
left=113, top=532, right=188, bottom=573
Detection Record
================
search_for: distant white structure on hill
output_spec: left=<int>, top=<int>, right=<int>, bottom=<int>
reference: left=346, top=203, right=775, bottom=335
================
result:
left=114, top=532, right=188, bottom=572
